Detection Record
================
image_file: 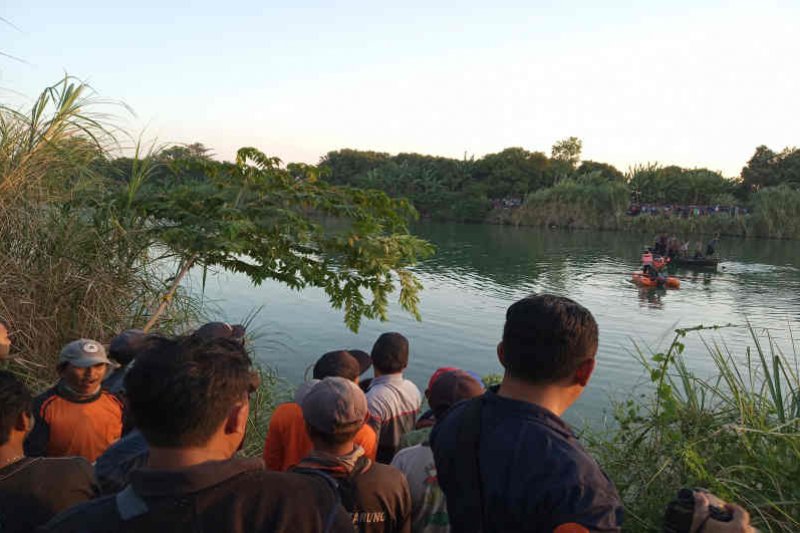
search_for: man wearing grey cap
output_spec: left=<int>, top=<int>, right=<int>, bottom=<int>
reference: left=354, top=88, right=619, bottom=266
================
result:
left=24, top=339, right=125, bottom=462
left=292, top=377, right=412, bottom=533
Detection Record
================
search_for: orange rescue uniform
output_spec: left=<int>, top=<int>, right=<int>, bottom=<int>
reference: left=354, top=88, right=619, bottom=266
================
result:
left=24, top=384, right=124, bottom=463
left=263, top=402, right=377, bottom=471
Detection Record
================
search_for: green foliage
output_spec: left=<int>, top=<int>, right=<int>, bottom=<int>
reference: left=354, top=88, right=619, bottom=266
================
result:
left=748, top=185, right=800, bottom=239
left=742, top=145, right=800, bottom=192
left=473, top=147, right=552, bottom=198
left=576, top=160, right=625, bottom=182
left=0, top=79, right=201, bottom=387
left=551, top=136, right=583, bottom=169
left=628, top=164, right=737, bottom=205
left=123, top=146, right=434, bottom=332
left=514, top=175, right=629, bottom=229
left=0, top=78, right=435, bottom=390
left=587, top=325, right=800, bottom=532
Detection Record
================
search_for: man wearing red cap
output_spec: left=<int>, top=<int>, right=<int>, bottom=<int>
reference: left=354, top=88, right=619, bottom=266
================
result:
left=392, top=370, right=483, bottom=533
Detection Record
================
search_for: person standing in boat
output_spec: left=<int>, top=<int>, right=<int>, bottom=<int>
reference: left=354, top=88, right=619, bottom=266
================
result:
left=653, top=234, right=668, bottom=256
left=706, top=233, right=720, bottom=257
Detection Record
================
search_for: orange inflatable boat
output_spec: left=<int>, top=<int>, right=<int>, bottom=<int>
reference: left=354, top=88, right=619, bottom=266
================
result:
left=631, top=272, right=680, bottom=288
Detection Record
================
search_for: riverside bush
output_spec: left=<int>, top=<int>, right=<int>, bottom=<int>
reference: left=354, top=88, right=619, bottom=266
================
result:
left=587, top=325, right=800, bottom=532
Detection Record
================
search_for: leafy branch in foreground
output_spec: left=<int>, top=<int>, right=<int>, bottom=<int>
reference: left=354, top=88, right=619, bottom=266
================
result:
left=126, top=146, right=435, bottom=332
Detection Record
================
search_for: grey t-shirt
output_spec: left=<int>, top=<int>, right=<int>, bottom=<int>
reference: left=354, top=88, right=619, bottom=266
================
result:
left=391, top=444, right=449, bottom=533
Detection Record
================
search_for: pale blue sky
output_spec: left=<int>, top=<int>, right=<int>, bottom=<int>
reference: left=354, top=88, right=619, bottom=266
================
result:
left=3, top=1, right=798, bottom=175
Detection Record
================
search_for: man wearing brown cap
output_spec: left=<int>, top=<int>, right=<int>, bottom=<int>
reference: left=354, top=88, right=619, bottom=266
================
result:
left=264, top=350, right=378, bottom=471
left=391, top=370, right=484, bottom=533
left=24, top=339, right=124, bottom=462
left=293, top=376, right=412, bottom=533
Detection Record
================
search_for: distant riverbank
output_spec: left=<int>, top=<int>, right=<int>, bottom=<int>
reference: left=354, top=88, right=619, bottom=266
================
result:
left=485, top=184, right=800, bottom=240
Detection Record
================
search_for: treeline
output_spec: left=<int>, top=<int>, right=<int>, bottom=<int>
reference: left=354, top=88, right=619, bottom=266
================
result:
left=103, top=138, right=800, bottom=238
left=317, top=139, right=800, bottom=238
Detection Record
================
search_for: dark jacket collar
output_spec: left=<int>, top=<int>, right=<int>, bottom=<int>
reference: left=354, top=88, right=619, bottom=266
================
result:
left=56, top=381, right=104, bottom=403
left=130, top=457, right=264, bottom=497
left=484, top=386, right=574, bottom=440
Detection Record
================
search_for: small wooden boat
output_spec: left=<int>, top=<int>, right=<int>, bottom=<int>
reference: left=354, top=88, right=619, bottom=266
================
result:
left=669, top=256, right=720, bottom=268
left=631, top=272, right=681, bottom=288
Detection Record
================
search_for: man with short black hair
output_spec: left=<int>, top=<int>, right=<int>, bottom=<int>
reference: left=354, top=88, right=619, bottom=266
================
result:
left=103, top=329, right=146, bottom=395
left=366, top=332, right=421, bottom=463
left=293, top=376, right=412, bottom=533
left=264, top=349, right=378, bottom=471
left=0, top=370, right=97, bottom=533
left=25, top=339, right=124, bottom=462
left=431, top=294, right=624, bottom=533
left=193, top=321, right=246, bottom=344
left=44, top=335, right=351, bottom=532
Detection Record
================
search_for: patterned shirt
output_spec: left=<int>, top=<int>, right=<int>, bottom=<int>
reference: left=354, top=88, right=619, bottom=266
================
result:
left=366, top=374, right=421, bottom=463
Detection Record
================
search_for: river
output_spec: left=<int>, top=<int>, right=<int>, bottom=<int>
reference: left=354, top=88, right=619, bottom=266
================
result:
left=194, top=222, right=800, bottom=426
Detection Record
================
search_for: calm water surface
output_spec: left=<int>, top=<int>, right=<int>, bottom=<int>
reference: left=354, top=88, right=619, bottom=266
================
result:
left=194, top=223, right=800, bottom=426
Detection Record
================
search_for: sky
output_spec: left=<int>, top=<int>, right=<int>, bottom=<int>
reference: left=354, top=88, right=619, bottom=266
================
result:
left=2, top=0, right=799, bottom=176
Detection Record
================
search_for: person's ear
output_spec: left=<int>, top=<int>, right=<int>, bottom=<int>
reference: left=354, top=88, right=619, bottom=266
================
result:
left=224, top=398, right=250, bottom=437
left=496, top=342, right=507, bottom=368
left=574, top=358, right=596, bottom=387
left=15, top=411, right=33, bottom=433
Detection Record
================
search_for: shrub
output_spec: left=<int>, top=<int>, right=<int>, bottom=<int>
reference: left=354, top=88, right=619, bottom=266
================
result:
left=587, top=325, right=800, bottom=532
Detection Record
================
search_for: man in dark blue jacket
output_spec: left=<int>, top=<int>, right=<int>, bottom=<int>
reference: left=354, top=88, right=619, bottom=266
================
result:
left=431, top=294, right=623, bottom=533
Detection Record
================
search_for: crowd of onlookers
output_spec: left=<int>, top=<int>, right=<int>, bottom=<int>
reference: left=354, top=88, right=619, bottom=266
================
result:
left=627, top=204, right=749, bottom=217
left=0, top=297, right=755, bottom=532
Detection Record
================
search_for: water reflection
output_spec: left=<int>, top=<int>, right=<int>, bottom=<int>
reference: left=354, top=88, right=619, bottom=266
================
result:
left=198, top=222, right=800, bottom=426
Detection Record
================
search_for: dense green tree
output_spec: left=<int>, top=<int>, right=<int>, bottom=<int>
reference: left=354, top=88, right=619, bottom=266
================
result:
left=474, top=147, right=551, bottom=198
left=576, top=160, right=624, bottom=182
left=551, top=136, right=582, bottom=168
left=742, top=145, right=800, bottom=191
left=628, top=164, right=735, bottom=204
left=319, top=149, right=391, bottom=185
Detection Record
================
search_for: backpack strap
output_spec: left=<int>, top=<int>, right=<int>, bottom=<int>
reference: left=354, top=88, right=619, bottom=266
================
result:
left=291, top=468, right=343, bottom=533
left=454, top=395, right=487, bottom=533
left=115, top=485, right=149, bottom=521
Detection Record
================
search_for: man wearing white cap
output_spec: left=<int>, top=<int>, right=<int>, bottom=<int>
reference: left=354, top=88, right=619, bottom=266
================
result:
left=24, top=339, right=124, bottom=462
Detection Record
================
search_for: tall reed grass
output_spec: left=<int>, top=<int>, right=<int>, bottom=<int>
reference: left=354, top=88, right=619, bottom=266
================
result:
left=0, top=78, right=200, bottom=388
left=587, top=324, right=800, bottom=532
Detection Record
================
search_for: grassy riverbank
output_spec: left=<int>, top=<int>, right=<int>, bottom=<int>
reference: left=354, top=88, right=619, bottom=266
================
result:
left=587, top=324, right=800, bottom=532
left=492, top=181, right=800, bottom=240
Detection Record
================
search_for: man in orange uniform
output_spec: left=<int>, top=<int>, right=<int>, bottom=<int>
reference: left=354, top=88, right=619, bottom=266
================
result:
left=24, top=339, right=124, bottom=462
left=264, top=350, right=377, bottom=470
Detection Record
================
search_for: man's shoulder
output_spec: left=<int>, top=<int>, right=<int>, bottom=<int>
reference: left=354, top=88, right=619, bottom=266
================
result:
left=35, top=456, right=93, bottom=475
left=366, top=376, right=421, bottom=406
left=235, top=468, right=339, bottom=500
left=391, top=443, right=427, bottom=463
left=98, top=390, right=125, bottom=410
left=32, top=386, right=59, bottom=410
left=366, top=460, right=406, bottom=480
left=43, top=494, right=118, bottom=531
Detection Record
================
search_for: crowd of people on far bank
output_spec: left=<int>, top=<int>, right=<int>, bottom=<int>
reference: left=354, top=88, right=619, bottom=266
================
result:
left=0, top=296, right=755, bottom=532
